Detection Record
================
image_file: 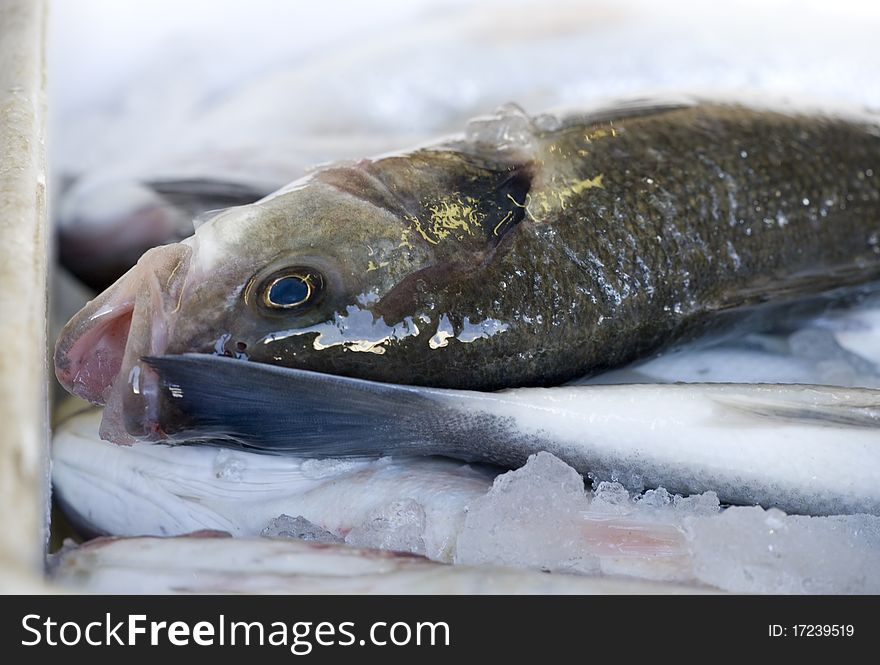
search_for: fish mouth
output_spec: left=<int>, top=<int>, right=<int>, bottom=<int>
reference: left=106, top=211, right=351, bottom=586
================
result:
left=54, top=242, right=193, bottom=443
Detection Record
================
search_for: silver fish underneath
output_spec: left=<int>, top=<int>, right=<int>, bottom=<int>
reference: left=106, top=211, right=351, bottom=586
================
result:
left=140, top=354, right=880, bottom=516
left=52, top=408, right=880, bottom=593
left=51, top=534, right=707, bottom=595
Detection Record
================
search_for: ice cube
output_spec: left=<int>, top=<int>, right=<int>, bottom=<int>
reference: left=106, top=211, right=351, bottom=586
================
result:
left=261, top=515, right=341, bottom=543
left=637, top=487, right=672, bottom=509
left=212, top=449, right=246, bottom=481
left=591, top=480, right=633, bottom=509
left=685, top=506, right=880, bottom=594
left=454, top=452, right=600, bottom=574
left=672, top=491, right=720, bottom=516
left=345, top=499, right=427, bottom=556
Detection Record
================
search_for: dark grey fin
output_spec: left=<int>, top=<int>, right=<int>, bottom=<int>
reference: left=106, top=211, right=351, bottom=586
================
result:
left=543, top=97, right=696, bottom=132
left=714, top=264, right=880, bottom=314
left=690, top=270, right=880, bottom=348
left=147, top=178, right=273, bottom=218
left=141, top=354, right=463, bottom=457
left=711, top=386, right=880, bottom=429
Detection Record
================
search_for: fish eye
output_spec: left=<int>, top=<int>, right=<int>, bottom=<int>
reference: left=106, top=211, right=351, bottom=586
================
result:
left=260, top=269, right=324, bottom=310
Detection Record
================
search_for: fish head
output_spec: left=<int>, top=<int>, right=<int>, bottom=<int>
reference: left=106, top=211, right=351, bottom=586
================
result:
left=55, top=152, right=532, bottom=442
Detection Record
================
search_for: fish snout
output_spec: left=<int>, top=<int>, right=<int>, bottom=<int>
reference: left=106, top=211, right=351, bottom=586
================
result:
left=54, top=243, right=193, bottom=424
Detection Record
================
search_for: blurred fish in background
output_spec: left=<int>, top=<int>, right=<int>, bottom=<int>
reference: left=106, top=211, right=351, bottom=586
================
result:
left=50, top=0, right=880, bottom=288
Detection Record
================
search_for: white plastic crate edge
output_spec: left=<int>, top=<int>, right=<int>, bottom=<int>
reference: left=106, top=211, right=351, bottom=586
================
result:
left=0, top=0, right=51, bottom=591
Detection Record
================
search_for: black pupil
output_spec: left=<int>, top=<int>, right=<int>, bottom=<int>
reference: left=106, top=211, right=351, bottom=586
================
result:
left=268, top=276, right=309, bottom=306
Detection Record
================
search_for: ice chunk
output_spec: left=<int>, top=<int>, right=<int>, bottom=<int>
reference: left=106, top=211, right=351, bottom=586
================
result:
left=685, top=507, right=880, bottom=594
left=589, top=469, right=646, bottom=494
left=212, top=449, right=246, bottom=481
left=592, top=480, right=633, bottom=510
left=261, top=515, right=341, bottom=543
left=464, top=103, right=536, bottom=152
left=345, top=499, right=427, bottom=556
left=672, top=491, right=720, bottom=516
left=455, top=452, right=600, bottom=574
left=637, top=487, right=672, bottom=509
left=593, top=480, right=719, bottom=517
left=300, top=457, right=386, bottom=479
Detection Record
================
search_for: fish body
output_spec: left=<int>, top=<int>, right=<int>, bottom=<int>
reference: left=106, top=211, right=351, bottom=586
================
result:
left=143, top=354, right=880, bottom=516
left=52, top=407, right=491, bottom=562
left=53, top=101, right=880, bottom=439
left=52, top=409, right=695, bottom=580
left=51, top=534, right=706, bottom=595
left=52, top=409, right=880, bottom=592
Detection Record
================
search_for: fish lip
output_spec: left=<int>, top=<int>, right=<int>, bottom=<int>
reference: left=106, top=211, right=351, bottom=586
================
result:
left=53, top=281, right=136, bottom=405
left=119, top=359, right=169, bottom=441
left=55, top=243, right=193, bottom=442
left=105, top=243, right=193, bottom=443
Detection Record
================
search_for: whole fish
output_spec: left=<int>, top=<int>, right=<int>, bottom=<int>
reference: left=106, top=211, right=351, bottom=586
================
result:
left=53, top=407, right=493, bottom=563
left=51, top=534, right=705, bottom=595
left=54, top=101, right=880, bottom=442
left=52, top=408, right=880, bottom=592
left=141, top=354, right=880, bottom=516
left=53, top=408, right=697, bottom=580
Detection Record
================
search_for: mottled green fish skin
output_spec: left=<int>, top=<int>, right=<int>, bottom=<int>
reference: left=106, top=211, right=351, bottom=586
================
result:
left=173, top=103, right=880, bottom=390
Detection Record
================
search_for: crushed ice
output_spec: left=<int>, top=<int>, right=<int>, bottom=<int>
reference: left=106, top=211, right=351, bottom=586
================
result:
left=212, top=449, right=246, bottom=481
left=686, top=508, right=880, bottom=594
left=454, top=452, right=598, bottom=575
left=345, top=499, right=427, bottom=556
left=262, top=515, right=341, bottom=543
left=263, top=451, right=880, bottom=594
left=300, top=457, right=388, bottom=479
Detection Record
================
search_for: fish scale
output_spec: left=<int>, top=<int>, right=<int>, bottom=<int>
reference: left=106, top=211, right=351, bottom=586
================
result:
left=475, top=104, right=880, bottom=385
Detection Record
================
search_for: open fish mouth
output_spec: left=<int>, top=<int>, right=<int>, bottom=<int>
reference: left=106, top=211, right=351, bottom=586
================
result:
left=53, top=242, right=193, bottom=442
